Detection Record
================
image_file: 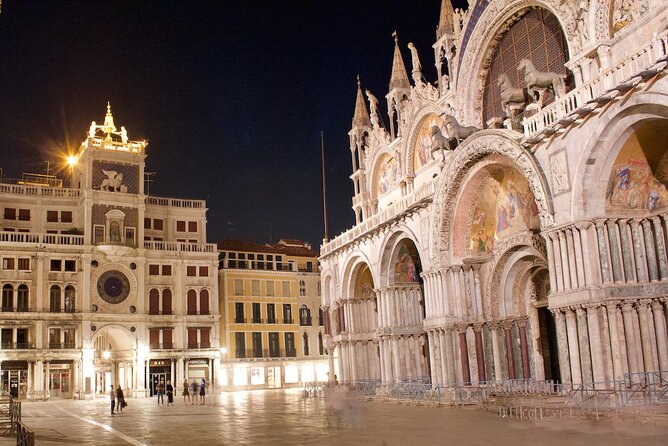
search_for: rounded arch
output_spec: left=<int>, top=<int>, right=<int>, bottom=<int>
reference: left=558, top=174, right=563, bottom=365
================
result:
left=457, top=1, right=577, bottom=127
left=404, top=104, right=449, bottom=176
left=377, top=225, right=428, bottom=287
left=92, top=323, right=137, bottom=353
left=339, top=251, right=376, bottom=301
left=430, top=130, right=554, bottom=263
left=573, top=96, right=668, bottom=220
left=369, top=150, right=401, bottom=201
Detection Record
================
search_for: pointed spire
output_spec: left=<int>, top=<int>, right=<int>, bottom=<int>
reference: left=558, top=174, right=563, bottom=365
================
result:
left=389, top=31, right=410, bottom=91
left=102, top=101, right=117, bottom=135
left=352, top=75, right=371, bottom=128
left=437, top=0, right=455, bottom=39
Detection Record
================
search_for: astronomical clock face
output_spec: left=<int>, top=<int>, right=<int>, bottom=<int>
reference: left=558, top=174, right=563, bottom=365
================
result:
left=96, top=270, right=131, bottom=304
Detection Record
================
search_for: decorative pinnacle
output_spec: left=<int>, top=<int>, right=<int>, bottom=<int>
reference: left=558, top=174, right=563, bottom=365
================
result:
left=357, top=74, right=361, bottom=88
left=392, top=30, right=398, bottom=44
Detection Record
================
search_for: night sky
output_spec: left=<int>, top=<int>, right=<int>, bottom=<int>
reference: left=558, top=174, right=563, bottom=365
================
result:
left=0, top=1, right=467, bottom=249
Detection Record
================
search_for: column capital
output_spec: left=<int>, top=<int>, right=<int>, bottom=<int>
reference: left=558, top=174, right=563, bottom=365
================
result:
left=651, top=300, right=665, bottom=311
left=500, top=319, right=515, bottom=330
left=575, top=220, right=593, bottom=231
left=472, top=322, right=485, bottom=332
left=516, top=316, right=529, bottom=327
left=454, top=323, right=469, bottom=334
left=585, top=302, right=602, bottom=311
left=486, top=320, right=501, bottom=330
left=621, top=302, right=635, bottom=313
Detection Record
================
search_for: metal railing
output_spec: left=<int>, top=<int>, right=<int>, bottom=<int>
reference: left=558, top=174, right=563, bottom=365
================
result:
left=4, top=398, right=34, bottom=446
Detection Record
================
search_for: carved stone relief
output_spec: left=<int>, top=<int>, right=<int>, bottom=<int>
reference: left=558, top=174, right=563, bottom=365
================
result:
left=549, top=149, right=571, bottom=195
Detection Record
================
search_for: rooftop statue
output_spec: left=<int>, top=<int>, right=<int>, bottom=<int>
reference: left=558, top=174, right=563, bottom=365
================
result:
left=443, top=114, right=479, bottom=146
left=517, top=59, right=566, bottom=103
left=407, top=42, right=422, bottom=83
left=365, top=89, right=380, bottom=128
left=120, top=126, right=128, bottom=144
left=89, top=121, right=97, bottom=138
left=497, top=74, right=528, bottom=117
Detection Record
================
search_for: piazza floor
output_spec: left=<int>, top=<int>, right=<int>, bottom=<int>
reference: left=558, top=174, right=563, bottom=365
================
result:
left=4, top=390, right=668, bottom=445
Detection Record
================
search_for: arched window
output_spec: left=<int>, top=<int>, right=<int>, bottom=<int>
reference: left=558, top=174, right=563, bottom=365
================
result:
left=17, top=284, right=29, bottom=312
left=187, top=289, right=197, bottom=315
left=162, top=289, right=172, bottom=315
left=303, top=332, right=309, bottom=356
left=64, top=285, right=75, bottom=313
left=299, top=280, right=306, bottom=296
left=2, top=284, right=14, bottom=311
left=199, top=289, right=209, bottom=315
left=318, top=332, right=324, bottom=355
left=148, top=289, right=160, bottom=314
left=299, top=304, right=311, bottom=326
left=317, top=281, right=321, bottom=296
left=50, top=285, right=61, bottom=312
left=319, top=306, right=324, bottom=326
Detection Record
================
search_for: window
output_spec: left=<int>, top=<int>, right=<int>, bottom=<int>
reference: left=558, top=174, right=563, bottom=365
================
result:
left=235, top=332, right=246, bottom=358
left=64, top=285, right=75, bottom=312
left=319, top=307, right=325, bottom=326
left=266, top=281, right=274, bottom=296
left=161, top=265, right=172, bottom=276
left=235, top=302, right=245, bottom=323
left=268, top=332, right=280, bottom=357
left=47, top=211, right=59, bottom=222
left=176, top=221, right=186, bottom=232
left=303, top=332, right=309, bottom=356
left=50, top=285, right=61, bottom=312
left=199, top=266, right=208, bottom=277
left=144, top=218, right=151, bottom=229
left=234, top=279, right=243, bottom=295
left=187, top=289, right=197, bottom=315
left=17, top=285, right=29, bottom=312
left=125, top=228, right=135, bottom=246
left=267, top=304, right=276, bottom=324
left=318, top=332, right=324, bottom=355
left=17, top=258, right=30, bottom=271
left=162, top=289, right=172, bottom=314
left=3, top=208, right=16, bottom=220
left=153, top=219, right=163, bottom=230
left=94, top=225, right=105, bottom=244
left=283, top=304, right=293, bottom=324
left=299, top=280, right=306, bottom=296
left=61, top=211, right=72, bottom=223
left=64, top=260, right=76, bottom=272
left=149, top=289, right=160, bottom=315
left=251, top=280, right=260, bottom=296
left=50, top=259, right=62, bottom=271
left=252, top=332, right=262, bottom=358
left=282, top=281, right=290, bottom=297
left=187, top=266, right=197, bottom=277
left=299, top=305, right=311, bottom=326
left=163, top=329, right=173, bottom=349
left=199, top=290, right=209, bottom=315
left=49, top=328, right=61, bottom=348
left=285, top=333, right=295, bottom=357
left=3, top=258, right=14, bottom=270
left=18, top=209, right=30, bottom=221
left=149, top=264, right=160, bottom=275
left=188, top=221, right=197, bottom=232
left=16, top=328, right=28, bottom=348
left=63, top=328, right=75, bottom=348
left=252, top=303, right=261, bottom=323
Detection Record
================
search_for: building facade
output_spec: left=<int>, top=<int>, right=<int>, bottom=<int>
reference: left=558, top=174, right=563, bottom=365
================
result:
left=0, top=105, right=220, bottom=400
left=218, top=239, right=328, bottom=390
left=320, top=0, right=668, bottom=389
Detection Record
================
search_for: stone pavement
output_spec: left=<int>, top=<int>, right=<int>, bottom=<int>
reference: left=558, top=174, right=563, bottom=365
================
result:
left=3, top=390, right=668, bottom=445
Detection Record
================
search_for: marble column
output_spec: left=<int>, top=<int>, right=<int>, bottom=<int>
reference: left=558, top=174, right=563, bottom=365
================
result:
left=443, top=328, right=456, bottom=385
left=571, top=226, right=586, bottom=287
left=618, top=220, right=635, bottom=282
left=552, top=310, right=571, bottom=384
left=473, top=323, right=485, bottom=382
left=545, top=235, right=558, bottom=292
left=637, top=300, right=656, bottom=373
left=652, top=300, right=668, bottom=379
left=558, top=231, right=572, bottom=291
left=621, top=303, right=641, bottom=380
left=605, top=302, right=624, bottom=381
left=565, top=309, right=582, bottom=384
left=651, top=216, right=668, bottom=280
left=575, top=307, right=593, bottom=384
left=565, top=229, right=579, bottom=289
left=586, top=304, right=607, bottom=386
left=641, top=219, right=659, bottom=282
left=606, top=220, right=624, bottom=282
left=595, top=220, right=613, bottom=284
left=502, top=320, right=516, bottom=380
left=488, top=322, right=503, bottom=384
left=517, top=318, right=531, bottom=379
left=457, top=325, right=471, bottom=384
left=630, top=219, right=648, bottom=283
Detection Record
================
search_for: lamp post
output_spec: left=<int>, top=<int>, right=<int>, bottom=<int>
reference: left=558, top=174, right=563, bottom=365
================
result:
left=67, top=156, right=77, bottom=188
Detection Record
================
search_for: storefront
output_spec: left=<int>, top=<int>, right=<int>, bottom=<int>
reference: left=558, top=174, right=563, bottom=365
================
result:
left=186, top=358, right=210, bottom=385
left=0, top=361, right=28, bottom=399
left=148, top=359, right=171, bottom=397
left=48, top=362, right=71, bottom=399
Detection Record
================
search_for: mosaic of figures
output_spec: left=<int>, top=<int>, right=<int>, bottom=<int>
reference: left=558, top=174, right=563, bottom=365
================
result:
left=393, top=242, right=420, bottom=284
left=377, top=156, right=399, bottom=195
left=612, top=0, right=649, bottom=34
left=468, top=169, right=540, bottom=255
left=606, top=138, right=668, bottom=212
left=414, top=113, right=446, bottom=171
left=354, top=265, right=375, bottom=297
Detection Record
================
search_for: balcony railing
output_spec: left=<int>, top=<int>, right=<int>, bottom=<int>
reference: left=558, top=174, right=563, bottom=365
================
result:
left=187, top=342, right=211, bottom=349
left=283, top=318, right=294, bottom=324
left=0, top=182, right=80, bottom=198
left=48, top=342, right=76, bottom=349
left=149, top=343, right=174, bottom=350
left=251, top=318, right=264, bottom=324
left=146, top=196, right=205, bottom=209
left=234, top=317, right=247, bottom=324
left=1, top=342, right=34, bottom=349
left=300, top=317, right=312, bottom=326
left=187, top=310, right=211, bottom=316
left=49, top=308, right=76, bottom=313
left=0, top=231, right=84, bottom=246
left=267, top=318, right=277, bottom=324
left=144, top=241, right=217, bottom=253
left=1, top=306, right=31, bottom=312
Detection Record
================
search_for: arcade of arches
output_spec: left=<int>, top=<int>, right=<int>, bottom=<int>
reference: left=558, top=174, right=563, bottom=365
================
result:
left=320, top=0, right=668, bottom=389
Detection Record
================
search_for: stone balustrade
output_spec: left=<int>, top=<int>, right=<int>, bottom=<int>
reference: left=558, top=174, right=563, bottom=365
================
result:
left=145, top=195, right=206, bottom=209
left=143, top=240, right=217, bottom=253
left=0, top=183, right=80, bottom=198
left=0, top=231, right=84, bottom=246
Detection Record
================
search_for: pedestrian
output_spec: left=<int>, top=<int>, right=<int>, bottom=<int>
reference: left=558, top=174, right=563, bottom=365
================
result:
left=110, top=385, right=116, bottom=415
left=182, top=379, right=190, bottom=405
left=191, top=379, right=198, bottom=400
left=156, top=380, right=165, bottom=405
left=115, top=385, right=125, bottom=413
left=166, top=380, right=174, bottom=406
left=199, top=378, right=206, bottom=405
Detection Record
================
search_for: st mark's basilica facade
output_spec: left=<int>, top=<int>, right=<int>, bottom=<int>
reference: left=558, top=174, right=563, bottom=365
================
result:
left=319, top=0, right=668, bottom=390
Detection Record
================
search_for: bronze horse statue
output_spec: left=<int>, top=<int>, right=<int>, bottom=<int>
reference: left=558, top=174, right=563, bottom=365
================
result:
left=443, top=115, right=479, bottom=146
left=497, top=74, right=528, bottom=114
left=517, top=59, right=566, bottom=100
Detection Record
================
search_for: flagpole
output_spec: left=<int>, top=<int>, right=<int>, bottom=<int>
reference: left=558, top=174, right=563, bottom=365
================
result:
left=320, top=131, right=329, bottom=243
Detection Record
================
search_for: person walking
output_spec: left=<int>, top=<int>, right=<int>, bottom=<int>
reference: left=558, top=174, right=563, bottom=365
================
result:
left=115, top=385, right=125, bottom=413
left=199, top=378, right=206, bottom=405
left=191, top=379, right=198, bottom=401
left=166, top=380, right=174, bottom=406
left=182, top=379, right=190, bottom=405
left=156, top=380, right=165, bottom=405
left=110, top=385, right=116, bottom=415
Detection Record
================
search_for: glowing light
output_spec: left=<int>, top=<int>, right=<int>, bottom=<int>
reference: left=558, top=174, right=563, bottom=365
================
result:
left=137, top=343, right=149, bottom=356
left=220, top=347, right=228, bottom=355
left=67, top=155, right=77, bottom=167
left=103, top=350, right=111, bottom=360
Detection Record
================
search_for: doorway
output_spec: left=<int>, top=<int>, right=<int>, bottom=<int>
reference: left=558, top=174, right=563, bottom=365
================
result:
left=537, top=306, right=560, bottom=382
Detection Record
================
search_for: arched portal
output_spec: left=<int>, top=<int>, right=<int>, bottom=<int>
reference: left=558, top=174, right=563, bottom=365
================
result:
left=378, top=235, right=430, bottom=383
left=91, top=325, right=136, bottom=396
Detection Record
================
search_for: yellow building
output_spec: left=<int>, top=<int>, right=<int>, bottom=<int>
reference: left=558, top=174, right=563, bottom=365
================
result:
left=217, top=239, right=328, bottom=390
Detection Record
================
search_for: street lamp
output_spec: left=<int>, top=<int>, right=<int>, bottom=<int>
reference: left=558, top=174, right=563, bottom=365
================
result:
left=66, top=155, right=77, bottom=188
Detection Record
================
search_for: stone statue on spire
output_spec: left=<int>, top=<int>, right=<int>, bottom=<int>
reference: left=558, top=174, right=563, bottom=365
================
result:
left=407, top=42, right=423, bottom=84
left=365, top=89, right=380, bottom=128
left=89, top=121, right=97, bottom=139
